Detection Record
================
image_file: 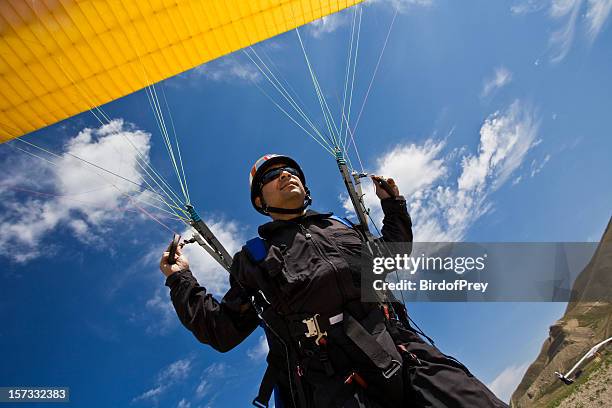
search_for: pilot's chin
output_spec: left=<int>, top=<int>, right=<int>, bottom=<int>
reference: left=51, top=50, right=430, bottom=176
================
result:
left=284, top=187, right=302, bottom=195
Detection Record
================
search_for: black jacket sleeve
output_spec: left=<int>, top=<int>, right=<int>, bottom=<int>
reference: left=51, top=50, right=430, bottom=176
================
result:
left=380, top=195, right=413, bottom=243
left=165, top=263, right=259, bottom=353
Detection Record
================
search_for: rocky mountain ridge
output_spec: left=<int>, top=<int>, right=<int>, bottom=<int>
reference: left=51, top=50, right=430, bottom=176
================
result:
left=511, top=217, right=611, bottom=407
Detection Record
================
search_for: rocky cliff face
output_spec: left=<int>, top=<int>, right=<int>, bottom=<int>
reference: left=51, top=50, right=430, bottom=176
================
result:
left=511, top=218, right=612, bottom=408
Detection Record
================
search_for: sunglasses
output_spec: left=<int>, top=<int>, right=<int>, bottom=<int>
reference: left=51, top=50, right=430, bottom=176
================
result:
left=260, top=166, right=300, bottom=186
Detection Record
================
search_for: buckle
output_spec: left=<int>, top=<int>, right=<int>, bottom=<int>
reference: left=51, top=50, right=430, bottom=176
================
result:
left=382, top=359, right=402, bottom=379
left=302, top=314, right=327, bottom=345
left=252, top=398, right=268, bottom=408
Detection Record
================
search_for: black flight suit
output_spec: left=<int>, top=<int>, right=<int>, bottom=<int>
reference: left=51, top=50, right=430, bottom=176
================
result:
left=165, top=197, right=508, bottom=408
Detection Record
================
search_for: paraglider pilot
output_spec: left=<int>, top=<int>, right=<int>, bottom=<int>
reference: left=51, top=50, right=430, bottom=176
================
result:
left=160, top=154, right=508, bottom=408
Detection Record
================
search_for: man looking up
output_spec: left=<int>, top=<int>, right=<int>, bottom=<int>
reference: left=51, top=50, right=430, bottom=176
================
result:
left=160, top=154, right=507, bottom=408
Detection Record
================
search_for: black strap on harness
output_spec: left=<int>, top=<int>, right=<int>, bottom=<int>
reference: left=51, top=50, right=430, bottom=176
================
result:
left=258, top=306, right=309, bottom=408
left=343, top=313, right=402, bottom=379
left=253, top=365, right=279, bottom=408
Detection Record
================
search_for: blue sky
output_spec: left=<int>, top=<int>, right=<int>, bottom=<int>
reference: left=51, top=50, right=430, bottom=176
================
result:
left=1, top=0, right=611, bottom=406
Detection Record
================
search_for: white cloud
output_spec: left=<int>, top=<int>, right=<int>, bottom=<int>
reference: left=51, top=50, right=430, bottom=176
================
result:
left=585, top=0, right=612, bottom=40
left=481, top=67, right=513, bottom=98
left=548, top=0, right=612, bottom=62
left=195, top=379, right=212, bottom=400
left=342, top=139, right=448, bottom=237
left=308, top=0, right=433, bottom=38
left=0, top=119, right=154, bottom=263
left=145, top=288, right=177, bottom=335
left=459, top=100, right=539, bottom=191
left=195, top=362, right=230, bottom=401
left=367, top=0, right=434, bottom=14
left=344, top=100, right=540, bottom=241
left=151, top=359, right=191, bottom=387
left=177, top=399, right=191, bottom=408
left=343, top=139, right=446, bottom=215
left=551, top=0, right=582, bottom=17
left=247, top=335, right=269, bottom=361
left=180, top=219, right=245, bottom=297
left=530, top=153, right=551, bottom=177
left=133, top=357, right=193, bottom=403
left=193, top=55, right=261, bottom=83
left=309, top=14, right=349, bottom=38
left=549, top=0, right=583, bottom=62
left=512, top=1, right=611, bottom=61
left=159, top=358, right=192, bottom=382
left=511, top=0, right=547, bottom=14
left=487, top=362, right=530, bottom=403
left=132, top=385, right=165, bottom=403
left=203, top=361, right=228, bottom=377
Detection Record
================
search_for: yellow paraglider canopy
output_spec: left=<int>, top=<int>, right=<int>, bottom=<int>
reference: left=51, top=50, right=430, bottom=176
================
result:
left=0, top=0, right=361, bottom=142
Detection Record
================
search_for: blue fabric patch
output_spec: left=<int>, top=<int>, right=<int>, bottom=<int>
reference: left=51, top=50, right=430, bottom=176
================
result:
left=330, top=215, right=355, bottom=229
left=245, top=237, right=268, bottom=263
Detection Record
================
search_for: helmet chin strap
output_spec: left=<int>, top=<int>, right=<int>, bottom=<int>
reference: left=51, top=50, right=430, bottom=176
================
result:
left=261, top=189, right=312, bottom=215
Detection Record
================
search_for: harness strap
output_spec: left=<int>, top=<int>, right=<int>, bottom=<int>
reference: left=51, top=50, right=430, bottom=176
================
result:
left=343, top=312, right=403, bottom=379
left=253, top=365, right=277, bottom=408
left=259, top=306, right=309, bottom=408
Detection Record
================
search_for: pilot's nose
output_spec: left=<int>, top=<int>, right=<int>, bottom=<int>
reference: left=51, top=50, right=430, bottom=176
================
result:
left=279, top=169, right=291, bottom=181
